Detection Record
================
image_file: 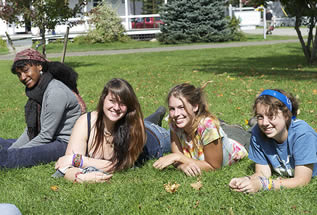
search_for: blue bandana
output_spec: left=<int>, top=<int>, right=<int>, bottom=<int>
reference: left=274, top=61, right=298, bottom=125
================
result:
left=259, top=89, right=293, bottom=112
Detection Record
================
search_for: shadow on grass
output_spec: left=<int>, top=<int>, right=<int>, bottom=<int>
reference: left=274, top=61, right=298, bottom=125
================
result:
left=64, top=61, right=101, bottom=70
left=198, top=53, right=317, bottom=81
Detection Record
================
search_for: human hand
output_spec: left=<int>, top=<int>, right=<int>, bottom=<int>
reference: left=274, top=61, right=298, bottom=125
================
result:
left=153, top=153, right=180, bottom=170
left=178, top=163, right=201, bottom=177
left=76, top=172, right=112, bottom=184
left=233, top=151, right=247, bottom=161
left=101, top=160, right=115, bottom=173
left=55, top=155, right=73, bottom=169
left=229, top=176, right=262, bottom=194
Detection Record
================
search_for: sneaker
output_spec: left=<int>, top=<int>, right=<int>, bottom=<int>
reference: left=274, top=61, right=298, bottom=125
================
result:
left=156, top=106, right=166, bottom=126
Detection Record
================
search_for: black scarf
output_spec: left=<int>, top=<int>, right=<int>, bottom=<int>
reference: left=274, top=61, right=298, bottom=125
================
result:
left=25, top=72, right=53, bottom=140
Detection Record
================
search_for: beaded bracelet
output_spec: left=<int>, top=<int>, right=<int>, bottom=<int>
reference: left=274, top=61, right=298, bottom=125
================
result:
left=258, top=176, right=274, bottom=191
left=72, top=154, right=83, bottom=168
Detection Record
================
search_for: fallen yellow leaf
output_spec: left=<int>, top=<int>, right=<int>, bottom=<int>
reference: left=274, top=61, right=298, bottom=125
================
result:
left=164, top=182, right=180, bottom=193
left=50, top=185, right=59, bottom=192
left=190, top=181, right=203, bottom=190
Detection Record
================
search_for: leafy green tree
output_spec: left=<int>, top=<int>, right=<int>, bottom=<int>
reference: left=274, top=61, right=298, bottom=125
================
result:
left=0, top=0, right=89, bottom=56
left=87, top=2, right=127, bottom=43
left=158, top=0, right=239, bottom=44
left=251, top=0, right=317, bottom=64
left=281, top=0, right=317, bottom=64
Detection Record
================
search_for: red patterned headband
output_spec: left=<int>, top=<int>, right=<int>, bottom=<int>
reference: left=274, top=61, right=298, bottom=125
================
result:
left=14, top=48, right=47, bottom=63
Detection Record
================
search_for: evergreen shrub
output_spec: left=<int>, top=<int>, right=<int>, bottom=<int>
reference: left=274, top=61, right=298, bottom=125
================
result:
left=227, top=16, right=246, bottom=41
left=73, top=35, right=93, bottom=44
left=157, top=0, right=244, bottom=44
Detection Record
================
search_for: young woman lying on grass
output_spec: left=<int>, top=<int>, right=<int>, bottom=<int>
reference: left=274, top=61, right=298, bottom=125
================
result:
left=0, top=48, right=85, bottom=168
left=229, top=89, right=317, bottom=193
left=153, top=83, right=248, bottom=176
left=55, top=78, right=170, bottom=183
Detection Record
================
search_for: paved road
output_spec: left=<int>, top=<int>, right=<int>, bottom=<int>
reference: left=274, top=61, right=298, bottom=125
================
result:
left=0, top=39, right=299, bottom=61
left=0, top=27, right=302, bottom=61
left=242, top=27, right=307, bottom=36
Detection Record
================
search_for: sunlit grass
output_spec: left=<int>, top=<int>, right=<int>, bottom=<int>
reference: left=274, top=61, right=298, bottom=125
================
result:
left=0, top=41, right=316, bottom=214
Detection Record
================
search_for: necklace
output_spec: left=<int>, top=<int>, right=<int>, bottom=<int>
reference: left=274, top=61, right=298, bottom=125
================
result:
left=104, top=130, right=113, bottom=147
left=104, top=130, right=112, bottom=137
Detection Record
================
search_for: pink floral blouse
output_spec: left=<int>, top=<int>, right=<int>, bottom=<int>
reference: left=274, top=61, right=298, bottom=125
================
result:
left=173, top=117, right=248, bottom=166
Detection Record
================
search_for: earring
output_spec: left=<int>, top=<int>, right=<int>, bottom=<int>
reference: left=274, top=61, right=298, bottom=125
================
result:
left=40, top=71, right=43, bottom=75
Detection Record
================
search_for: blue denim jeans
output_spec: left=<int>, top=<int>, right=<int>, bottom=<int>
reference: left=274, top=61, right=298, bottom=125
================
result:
left=0, top=204, right=22, bottom=215
left=135, top=121, right=171, bottom=165
left=145, top=121, right=171, bottom=157
left=0, top=137, right=67, bottom=168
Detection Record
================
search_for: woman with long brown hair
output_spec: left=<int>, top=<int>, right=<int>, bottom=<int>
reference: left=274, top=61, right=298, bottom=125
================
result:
left=55, top=78, right=170, bottom=183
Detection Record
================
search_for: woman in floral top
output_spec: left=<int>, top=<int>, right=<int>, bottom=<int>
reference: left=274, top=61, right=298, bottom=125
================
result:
left=153, top=83, right=248, bottom=176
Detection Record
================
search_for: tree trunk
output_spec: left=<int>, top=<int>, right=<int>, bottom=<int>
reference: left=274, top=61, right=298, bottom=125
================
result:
left=306, top=17, right=314, bottom=51
left=311, top=26, right=317, bottom=64
left=61, top=26, right=70, bottom=63
left=40, top=27, right=46, bottom=57
left=294, top=16, right=311, bottom=64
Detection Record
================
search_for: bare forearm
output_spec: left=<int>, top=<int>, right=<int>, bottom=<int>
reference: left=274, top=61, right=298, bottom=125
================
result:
left=273, top=177, right=311, bottom=190
left=177, top=154, right=214, bottom=171
left=248, top=172, right=267, bottom=179
left=82, top=156, right=113, bottom=172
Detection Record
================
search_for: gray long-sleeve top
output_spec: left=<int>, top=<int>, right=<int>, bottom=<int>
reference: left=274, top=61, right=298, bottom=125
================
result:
left=10, top=79, right=82, bottom=148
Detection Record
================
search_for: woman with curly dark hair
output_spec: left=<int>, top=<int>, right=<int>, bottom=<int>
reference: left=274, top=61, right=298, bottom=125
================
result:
left=0, top=48, right=86, bottom=168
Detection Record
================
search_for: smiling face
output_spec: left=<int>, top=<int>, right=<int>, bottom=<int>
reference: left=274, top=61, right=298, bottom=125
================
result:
left=15, top=64, right=42, bottom=89
left=168, top=95, right=198, bottom=133
left=103, top=91, right=128, bottom=123
left=256, top=103, right=289, bottom=143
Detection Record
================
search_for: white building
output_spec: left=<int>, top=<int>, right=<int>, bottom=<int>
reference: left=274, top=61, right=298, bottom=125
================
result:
left=0, top=0, right=163, bottom=36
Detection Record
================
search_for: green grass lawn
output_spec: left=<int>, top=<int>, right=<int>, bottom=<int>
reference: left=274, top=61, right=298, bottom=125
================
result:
left=0, top=46, right=9, bottom=55
left=32, top=33, right=298, bottom=54
left=1, top=41, right=317, bottom=214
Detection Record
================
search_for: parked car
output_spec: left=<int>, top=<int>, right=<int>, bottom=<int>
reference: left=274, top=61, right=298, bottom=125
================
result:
left=131, top=17, right=163, bottom=29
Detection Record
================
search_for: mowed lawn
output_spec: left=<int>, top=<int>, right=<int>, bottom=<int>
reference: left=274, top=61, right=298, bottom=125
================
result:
left=0, top=41, right=317, bottom=214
